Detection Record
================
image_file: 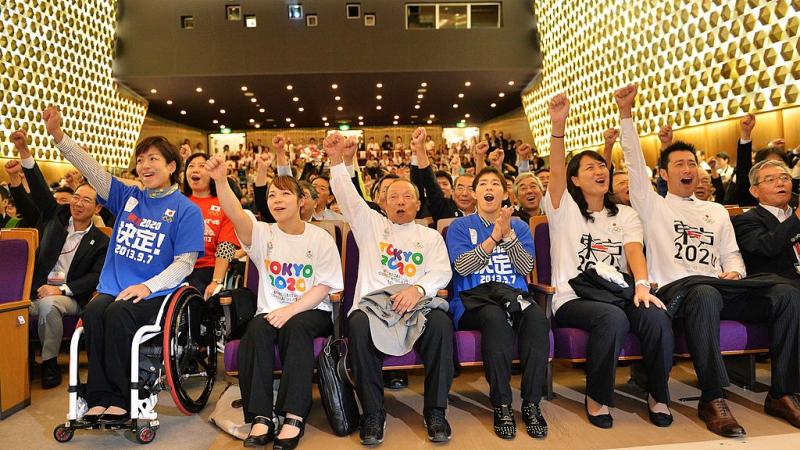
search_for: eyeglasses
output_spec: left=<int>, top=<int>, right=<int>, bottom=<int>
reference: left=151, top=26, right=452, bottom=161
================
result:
left=755, top=174, right=791, bottom=186
left=454, top=186, right=474, bottom=193
left=71, top=195, right=95, bottom=206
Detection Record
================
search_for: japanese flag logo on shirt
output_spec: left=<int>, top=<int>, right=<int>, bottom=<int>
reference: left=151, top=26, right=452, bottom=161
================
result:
left=209, top=205, right=222, bottom=217
left=163, top=209, right=175, bottom=223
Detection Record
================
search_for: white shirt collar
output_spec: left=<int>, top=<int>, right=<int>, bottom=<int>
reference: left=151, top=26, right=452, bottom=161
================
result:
left=67, top=216, right=93, bottom=235
left=760, top=203, right=793, bottom=222
left=665, top=192, right=698, bottom=202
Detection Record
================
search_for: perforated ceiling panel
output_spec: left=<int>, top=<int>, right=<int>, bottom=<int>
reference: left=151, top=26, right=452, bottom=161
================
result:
left=522, top=0, right=800, bottom=155
left=0, top=0, right=147, bottom=168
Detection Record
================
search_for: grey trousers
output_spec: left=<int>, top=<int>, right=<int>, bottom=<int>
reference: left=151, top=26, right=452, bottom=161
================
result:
left=29, top=295, right=80, bottom=360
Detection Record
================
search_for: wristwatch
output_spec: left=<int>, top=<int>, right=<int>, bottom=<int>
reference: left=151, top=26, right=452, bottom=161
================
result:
left=414, top=285, right=426, bottom=297
left=634, top=279, right=651, bottom=289
left=59, top=285, right=68, bottom=295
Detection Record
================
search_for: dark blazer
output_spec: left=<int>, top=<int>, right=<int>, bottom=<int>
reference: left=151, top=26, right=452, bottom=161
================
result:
left=732, top=205, right=800, bottom=284
left=14, top=161, right=109, bottom=305
left=410, top=164, right=467, bottom=223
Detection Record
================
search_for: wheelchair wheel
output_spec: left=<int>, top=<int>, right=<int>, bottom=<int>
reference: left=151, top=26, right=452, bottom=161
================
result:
left=135, top=425, right=157, bottom=444
left=163, top=286, right=217, bottom=415
left=53, top=424, right=74, bottom=443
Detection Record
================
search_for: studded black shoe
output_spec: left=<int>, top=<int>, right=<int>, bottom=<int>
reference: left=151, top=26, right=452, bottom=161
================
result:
left=522, top=401, right=548, bottom=438
left=423, top=408, right=451, bottom=442
left=493, top=404, right=516, bottom=439
left=359, top=410, right=386, bottom=446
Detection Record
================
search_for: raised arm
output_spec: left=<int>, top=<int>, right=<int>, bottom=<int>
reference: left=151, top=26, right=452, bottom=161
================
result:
left=546, top=93, right=570, bottom=209
left=206, top=154, right=254, bottom=247
left=516, top=143, right=534, bottom=173
left=10, top=129, right=56, bottom=218
left=473, top=140, right=489, bottom=172
left=616, top=84, right=658, bottom=211
left=602, top=128, right=619, bottom=167
left=732, top=113, right=757, bottom=206
left=326, top=132, right=375, bottom=227
left=42, top=106, right=112, bottom=200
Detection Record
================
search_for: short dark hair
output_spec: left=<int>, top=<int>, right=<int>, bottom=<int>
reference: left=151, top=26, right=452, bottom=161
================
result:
left=0, top=186, right=10, bottom=201
left=434, top=170, right=452, bottom=187
left=134, top=136, right=183, bottom=185
left=299, top=180, right=318, bottom=200
left=754, top=147, right=788, bottom=164
left=269, top=175, right=304, bottom=199
left=373, top=173, right=399, bottom=198
left=715, top=152, right=730, bottom=161
left=54, top=185, right=75, bottom=195
left=182, top=153, right=216, bottom=197
left=535, top=168, right=550, bottom=175
left=659, top=141, right=698, bottom=171
left=472, top=166, right=505, bottom=191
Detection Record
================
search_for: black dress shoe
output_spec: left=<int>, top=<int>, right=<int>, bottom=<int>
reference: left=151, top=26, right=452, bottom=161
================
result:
left=99, top=412, right=130, bottom=424
left=522, top=401, right=548, bottom=438
left=493, top=404, right=516, bottom=439
left=244, top=416, right=276, bottom=447
left=41, top=358, right=62, bottom=389
left=273, top=417, right=305, bottom=450
left=383, top=370, right=408, bottom=390
left=585, top=397, right=613, bottom=429
left=423, top=408, right=451, bottom=442
left=648, top=409, right=674, bottom=427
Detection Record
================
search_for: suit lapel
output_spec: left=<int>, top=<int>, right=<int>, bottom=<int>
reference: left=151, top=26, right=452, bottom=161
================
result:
left=68, top=229, right=97, bottom=278
left=755, top=205, right=781, bottom=227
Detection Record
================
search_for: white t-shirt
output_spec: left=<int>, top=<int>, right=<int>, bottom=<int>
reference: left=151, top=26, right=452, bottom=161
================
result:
left=620, top=118, right=746, bottom=287
left=329, top=164, right=452, bottom=313
left=544, top=190, right=644, bottom=312
left=240, top=217, right=344, bottom=315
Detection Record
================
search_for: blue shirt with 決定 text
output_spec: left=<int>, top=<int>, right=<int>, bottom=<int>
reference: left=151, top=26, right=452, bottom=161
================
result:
left=96, top=178, right=205, bottom=299
left=446, top=214, right=535, bottom=328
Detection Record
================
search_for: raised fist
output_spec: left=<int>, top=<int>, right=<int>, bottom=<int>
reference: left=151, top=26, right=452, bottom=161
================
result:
left=658, top=124, right=673, bottom=145
left=613, top=84, right=638, bottom=110
left=272, top=135, right=286, bottom=150
left=708, top=158, right=717, bottom=170
left=768, top=138, right=785, bottom=150
left=548, top=93, right=570, bottom=123
left=740, top=113, right=756, bottom=137
left=256, top=151, right=272, bottom=169
left=323, top=132, right=343, bottom=160
left=4, top=160, right=22, bottom=177
left=205, top=154, right=228, bottom=181
left=411, top=127, right=427, bottom=150
left=343, top=137, right=357, bottom=160
left=516, top=143, right=533, bottom=160
left=179, top=143, right=192, bottom=161
left=42, top=106, right=62, bottom=135
left=449, top=154, right=461, bottom=169
left=473, top=140, right=489, bottom=156
left=488, top=148, right=504, bottom=167
left=603, top=128, right=619, bottom=146
left=10, top=129, right=27, bottom=149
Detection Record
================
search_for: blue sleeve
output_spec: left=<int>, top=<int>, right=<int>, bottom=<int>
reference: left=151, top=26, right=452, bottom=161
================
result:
left=513, top=219, right=536, bottom=265
left=445, top=218, right=474, bottom=265
left=172, top=200, right=206, bottom=257
left=100, top=178, right=138, bottom=216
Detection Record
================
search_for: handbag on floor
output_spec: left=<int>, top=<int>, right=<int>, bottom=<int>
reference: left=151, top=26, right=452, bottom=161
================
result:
left=316, top=304, right=360, bottom=436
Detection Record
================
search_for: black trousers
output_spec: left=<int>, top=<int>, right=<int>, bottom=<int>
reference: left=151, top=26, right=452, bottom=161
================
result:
left=186, top=266, right=214, bottom=295
left=348, top=309, right=453, bottom=414
left=238, top=309, right=332, bottom=423
left=459, top=303, right=549, bottom=405
left=82, top=294, right=166, bottom=409
left=681, top=283, right=800, bottom=397
left=556, top=299, right=674, bottom=405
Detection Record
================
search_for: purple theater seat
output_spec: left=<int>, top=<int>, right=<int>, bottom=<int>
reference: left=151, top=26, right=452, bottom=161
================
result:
left=0, top=239, right=29, bottom=304
left=29, top=315, right=80, bottom=341
left=674, top=320, right=769, bottom=355
left=552, top=327, right=642, bottom=360
left=224, top=337, right=329, bottom=374
left=532, top=222, right=552, bottom=286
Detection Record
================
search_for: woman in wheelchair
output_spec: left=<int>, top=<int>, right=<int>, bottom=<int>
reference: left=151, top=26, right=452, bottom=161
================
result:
left=183, top=152, right=240, bottom=299
left=207, top=153, right=343, bottom=450
left=43, top=107, right=205, bottom=423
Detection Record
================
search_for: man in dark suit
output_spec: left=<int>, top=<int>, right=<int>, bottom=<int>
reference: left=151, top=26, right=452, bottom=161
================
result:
left=732, top=158, right=800, bottom=427
left=7, top=129, right=109, bottom=389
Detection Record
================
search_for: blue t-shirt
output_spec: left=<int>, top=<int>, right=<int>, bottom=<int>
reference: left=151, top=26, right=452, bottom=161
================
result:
left=446, top=214, right=535, bottom=328
left=96, top=178, right=205, bottom=299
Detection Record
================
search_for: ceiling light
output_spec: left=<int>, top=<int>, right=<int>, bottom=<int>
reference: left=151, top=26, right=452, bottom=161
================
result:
left=335, top=96, right=341, bottom=101
left=376, top=82, right=383, bottom=88
left=241, top=86, right=248, bottom=91
left=285, top=117, right=291, bottom=122
left=427, top=120, right=432, bottom=124
left=259, top=108, right=265, bottom=113
left=458, top=93, right=464, bottom=98
left=249, top=118, right=255, bottom=123
left=298, top=107, right=304, bottom=112
left=149, top=88, right=157, bottom=94
left=244, top=92, right=254, bottom=97
left=220, top=124, right=226, bottom=128
left=358, top=121, right=364, bottom=126
left=289, top=123, right=296, bottom=128
left=414, top=104, right=420, bottom=109
left=208, top=98, right=215, bottom=104
left=322, top=116, right=328, bottom=121
left=213, top=119, right=218, bottom=124
left=375, top=105, right=382, bottom=110
left=429, top=114, right=435, bottom=118
left=331, top=84, right=338, bottom=89
left=464, top=81, right=471, bottom=86
left=180, top=110, right=187, bottom=115
left=358, top=116, right=364, bottom=120
left=498, top=92, right=505, bottom=97
left=251, top=98, right=258, bottom=103
left=166, top=100, right=173, bottom=105
left=508, top=81, right=515, bottom=86
left=417, top=94, right=423, bottom=99
left=465, top=113, right=471, bottom=118
left=337, top=106, right=343, bottom=111
left=421, top=82, right=428, bottom=87
left=452, top=104, right=459, bottom=108
left=376, top=95, right=382, bottom=100
left=393, top=115, right=399, bottom=119
left=255, top=124, right=261, bottom=128
left=292, top=96, right=299, bottom=102
left=220, top=109, right=226, bottom=114
left=195, top=87, right=203, bottom=92
left=490, top=103, right=496, bottom=108
left=324, top=122, right=330, bottom=126
left=286, top=84, right=293, bottom=90
left=393, top=120, right=398, bottom=125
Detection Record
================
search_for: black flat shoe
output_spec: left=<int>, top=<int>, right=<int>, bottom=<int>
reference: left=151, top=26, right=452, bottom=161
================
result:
left=273, top=418, right=305, bottom=450
left=522, top=401, right=548, bottom=438
left=585, top=398, right=613, bottom=429
left=648, top=409, right=673, bottom=427
left=78, top=414, right=102, bottom=425
left=99, top=412, right=130, bottom=424
left=493, top=404, right=516, bottom=439
left=244, top=416, right=276, bottom=447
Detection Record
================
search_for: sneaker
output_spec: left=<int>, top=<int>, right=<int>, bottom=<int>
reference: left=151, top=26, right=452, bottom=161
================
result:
left=493, top=404, right=516, bottom=439
left=522, top=401, right=548, bottom=438
left=359, top=410, right=386, bottom=445
left=423, top=408, right=451, bottom=442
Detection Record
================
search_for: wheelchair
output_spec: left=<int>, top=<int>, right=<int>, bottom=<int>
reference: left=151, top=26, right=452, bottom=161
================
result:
left=53, top=285, right=218, bottom=444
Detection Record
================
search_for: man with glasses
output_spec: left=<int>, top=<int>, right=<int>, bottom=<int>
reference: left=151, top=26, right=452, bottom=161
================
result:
left=6, top=129, right=109, bottom=389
